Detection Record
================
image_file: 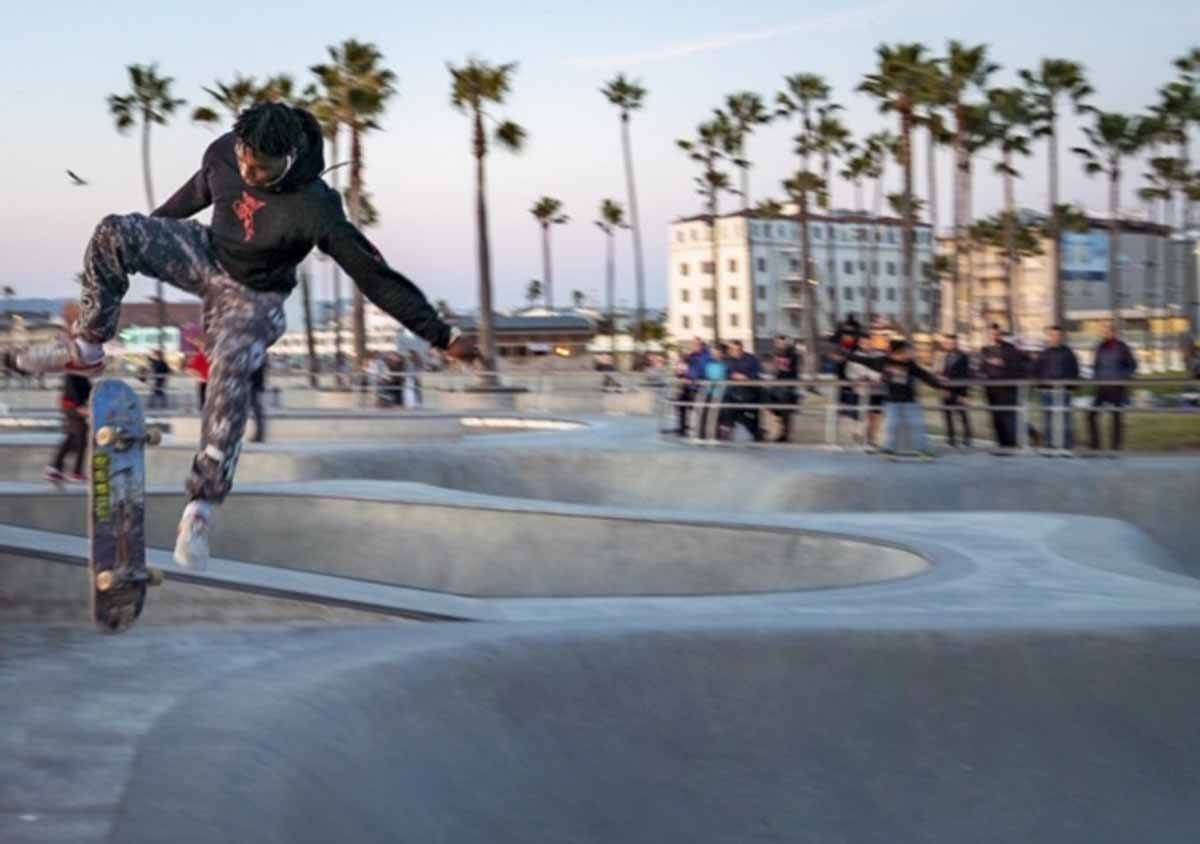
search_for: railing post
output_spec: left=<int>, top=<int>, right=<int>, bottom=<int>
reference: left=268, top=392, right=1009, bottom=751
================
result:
left=1016, top=381, right=1030, bottom=452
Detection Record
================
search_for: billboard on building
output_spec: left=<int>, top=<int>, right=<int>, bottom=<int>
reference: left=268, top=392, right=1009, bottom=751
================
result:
left=1062, top=232, right=1108, bottom=282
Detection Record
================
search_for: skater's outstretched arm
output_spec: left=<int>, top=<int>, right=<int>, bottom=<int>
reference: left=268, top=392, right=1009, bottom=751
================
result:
left=317, top=194, right=451, bottom=349
left=153, top=166, right=213, bottom=219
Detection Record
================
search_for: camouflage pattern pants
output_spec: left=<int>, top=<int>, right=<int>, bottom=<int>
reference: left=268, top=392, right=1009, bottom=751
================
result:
left=78, top=213, right=287, bottom=504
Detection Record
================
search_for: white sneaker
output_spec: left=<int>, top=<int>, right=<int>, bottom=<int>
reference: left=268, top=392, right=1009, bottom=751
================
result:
left=173, top=500, right=212, bottom=570
left=16, top=335, right=105, bottom=376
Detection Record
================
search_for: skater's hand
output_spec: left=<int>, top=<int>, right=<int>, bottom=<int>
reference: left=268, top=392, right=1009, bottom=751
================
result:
left=444, top=332, right=479, bottom=364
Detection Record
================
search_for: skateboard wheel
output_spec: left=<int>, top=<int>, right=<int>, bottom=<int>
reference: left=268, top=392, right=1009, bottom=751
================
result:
left=148, top=567, right=165, bottom=586
left=96, top=570, right=116, bottom=592
left=145, top=429, right=163, bottom=446
left=96, top=426, right=117, bottom=447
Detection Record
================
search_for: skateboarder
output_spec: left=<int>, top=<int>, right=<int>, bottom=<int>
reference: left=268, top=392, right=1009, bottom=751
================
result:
left=16, top=101, right=474, bottom=569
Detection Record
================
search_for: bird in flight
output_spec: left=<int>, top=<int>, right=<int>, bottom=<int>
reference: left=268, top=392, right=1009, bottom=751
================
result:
left=66, top=170, right=89, bottom=186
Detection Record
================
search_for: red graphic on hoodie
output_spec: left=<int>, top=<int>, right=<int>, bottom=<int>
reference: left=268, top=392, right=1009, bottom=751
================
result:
left=232, top=191, right=266, bottom=242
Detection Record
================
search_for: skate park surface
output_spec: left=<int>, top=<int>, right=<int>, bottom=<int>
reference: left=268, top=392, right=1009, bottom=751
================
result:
left=3, top=413, right=1200, bottom=843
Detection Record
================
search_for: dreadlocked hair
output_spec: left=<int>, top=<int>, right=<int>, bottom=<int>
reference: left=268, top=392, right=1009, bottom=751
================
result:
left=233, top=103, right=305, bottom=157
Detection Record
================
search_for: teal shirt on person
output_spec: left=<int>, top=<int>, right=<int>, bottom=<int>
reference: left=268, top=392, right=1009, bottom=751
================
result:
left=704, top=360, right=728, bottom=381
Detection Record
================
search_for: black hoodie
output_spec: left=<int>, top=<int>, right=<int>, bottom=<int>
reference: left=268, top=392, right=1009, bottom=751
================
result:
left=152, top=107, right=450, bottom=348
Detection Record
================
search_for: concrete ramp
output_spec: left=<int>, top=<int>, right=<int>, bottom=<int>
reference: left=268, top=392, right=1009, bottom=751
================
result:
left=109, top=622, right=1200, bottom=844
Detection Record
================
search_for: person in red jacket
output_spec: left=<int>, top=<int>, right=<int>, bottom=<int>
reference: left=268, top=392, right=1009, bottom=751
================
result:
left=185, top=344, right=211, bottom=410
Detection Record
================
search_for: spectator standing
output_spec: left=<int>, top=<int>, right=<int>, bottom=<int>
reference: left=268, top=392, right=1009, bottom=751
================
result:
left=1088, top=321, right=1137, bottom=451
left=939, top=334, right=973, bottom=449
left=846, top=339, right=944, bottom=456
left=45, top=373, right=92, bottom=483
left=699, top=343, right=729, bottom=440
left=147, top=349, right=170, bottom=410
left=723, top=340, right=764, bottom=442
left=769, top=335, right=801, bottom=442
left=674, top=337, right=710, bottom=437
left=1032, top=325, right=1080, bottom=450
left=185, top=344, right=210, bottom=410
left=981, top=323, right=1025, bottom=450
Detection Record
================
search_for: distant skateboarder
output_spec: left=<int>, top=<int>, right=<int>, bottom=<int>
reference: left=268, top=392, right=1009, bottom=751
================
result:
left=17, top=102, right=475, bottom=569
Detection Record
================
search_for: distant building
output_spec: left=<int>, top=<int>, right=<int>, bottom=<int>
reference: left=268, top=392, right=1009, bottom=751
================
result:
left=450, top=314, right=596, bottom=360
left=667, top=209, right=936, bottom=353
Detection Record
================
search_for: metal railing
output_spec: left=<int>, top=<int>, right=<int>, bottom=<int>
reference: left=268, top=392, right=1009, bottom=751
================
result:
left=657, top=376, right=1200, bottom=454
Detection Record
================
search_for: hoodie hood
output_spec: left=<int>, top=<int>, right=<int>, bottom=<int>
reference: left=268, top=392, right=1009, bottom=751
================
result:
left=272, top=107, right=326, bottom=192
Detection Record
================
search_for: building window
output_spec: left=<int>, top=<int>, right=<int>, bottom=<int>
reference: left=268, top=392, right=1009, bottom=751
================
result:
left=680, top=263, right=689, bottom=277
left=886, top=230, right=896, bottom=244
left=921, top=262, right=932, bottom=278
left=828, top=260, right=835, bottom=273
left=858, top=260, right=866, bottom=271
left=682, top=315, right=691, bottom=329
left=814, top=228, right=822, bottom=240
left=756, top=313, right=765, bottom=327
left=729, top=286, right=739, bottom=300
left=887, top=262, right=896, bottom=276
left=702, top=315, right=714, bottom=328
left=756, top=257, right=766, bottom=272
left=789, top=258, right=800, bottom=272
left=872, top=288, right=880, bottom=301
left=728, top=259, right=737, bottom=273
left=756, top=285, right=766, bottom=301
left=676, top=231, right=684, bottom=243
left=843, top=287, right=853, bottom=301
left=701, top=261, right=714, bottom=275
left=730, top=314, right=739, bottom=328
left=681, top=289, right=690, bottom=303
left=789, top=312, right=802, bottom=328
left=843, top=261, right=854, bottom=275
left=702, top=288, right=714, bottom=302
left=690, top=229, right=698, bottom=241
left=826, top=287, right=836, bottom=300
left=886, top=288, right=896, bottom=302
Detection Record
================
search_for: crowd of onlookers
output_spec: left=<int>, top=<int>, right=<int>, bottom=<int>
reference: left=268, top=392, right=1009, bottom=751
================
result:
left=672, top=313, right=1160, bottom=455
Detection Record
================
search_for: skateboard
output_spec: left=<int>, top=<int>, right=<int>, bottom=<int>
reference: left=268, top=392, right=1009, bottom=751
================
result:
left=884, top=450, right=936, bottom=462
left=89, top=379, right=163, bottom=634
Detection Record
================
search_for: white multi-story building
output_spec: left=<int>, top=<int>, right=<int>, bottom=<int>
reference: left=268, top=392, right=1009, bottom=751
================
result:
left=668, top=210, right=936, bottom=353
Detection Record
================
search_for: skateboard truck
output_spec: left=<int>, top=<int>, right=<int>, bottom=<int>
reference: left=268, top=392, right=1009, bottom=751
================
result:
left=95, top=567, right=165, bottom=592
left=95, top=426, right=162, bottom=450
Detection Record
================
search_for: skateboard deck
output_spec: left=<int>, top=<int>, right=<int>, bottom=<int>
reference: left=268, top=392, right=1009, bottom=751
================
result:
left=88, top=379, right=162, bottom=634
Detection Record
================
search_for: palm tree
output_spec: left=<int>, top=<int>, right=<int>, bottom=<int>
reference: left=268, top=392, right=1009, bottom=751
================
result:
left=191, top=73, right=259, bottom=125
left=306, top=75, right=348, bottom=383
left=601, top=75, right=648, bottom=360
left=312, top=40, right=396, bottom=369
left=753, top=198, right=786, bottom=217
left=988, top=87, right=1034, bottom=335
left=449, top=58, right=527, bottom=380
left=955, top=103, right=1000, bottom=337
left=861, top=131, right=896, bottom=324
left=530, top=197, right=569, bottom=309
left=1159, top=49, right=1200, bottom=229
left=677, top=112, right=736, bottom=343
left=525, top=279, right=544, bottom=307
left=1020, top=59, right=1093, bottom=327
left=1073, top=112, right=1158, bottom=326
left=814, top=106, right=852, bottom=325
left=942, top=42, right=999, bottom=335
left=724, top=92, right=773, bottom=210
left=595, top=199, right=628, bottom=353
left=108, top=63, right=185, bottom=354
left=859, top=44, right=939, bottom=336
left=915, top=71, right=952, bottom=242
left=777, top=73, right=832, bottom=368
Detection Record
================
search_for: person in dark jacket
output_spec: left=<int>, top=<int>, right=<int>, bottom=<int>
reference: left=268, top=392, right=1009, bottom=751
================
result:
left=981, top=324, right=1026, bottom=450
left=1088, top=321, right=1137, bottom=451
left=674, top=337, right=710, bottom=437
left=15, top=102, right=474, bottom=570
left=769, top=335, right=801, bottom=442
left=939, top=334, right=973, bottom=448
left=845, top=339, right=945, bottom=454
left=147, top=349, right=171, bottom=410
left=722, top=340, right=764, bottom=441
left=45, top=374, right=92, bottom=484
left=1032, top=325, right=1080, bottom=450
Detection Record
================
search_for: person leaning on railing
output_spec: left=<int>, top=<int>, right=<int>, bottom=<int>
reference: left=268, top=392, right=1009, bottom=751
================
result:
left=722, top=340, right=764, bottom=442
left=981, top=324, right=1026, bottom=450
left=938, top=333, right=973, bottom=449
left=768, top=335, right=801, bottom=443
left=699, top=343, right=730, bottom=441
left=1088, top=321, right=1137, bottom=452
left=839, top=338, right=946, bottom=456
left=673, top=337, right=710, bottom=438
left=1031, top=325, right=1080, bottom=450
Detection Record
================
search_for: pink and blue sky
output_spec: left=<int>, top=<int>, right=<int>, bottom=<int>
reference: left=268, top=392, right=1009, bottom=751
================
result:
left=2, top=0, right=1196, bottom=311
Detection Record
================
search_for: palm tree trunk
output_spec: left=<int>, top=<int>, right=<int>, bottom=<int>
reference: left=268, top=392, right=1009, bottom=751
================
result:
left=300, top=264, right=319, bottom=388
left=964, top=153, right=977, bottom=335
left=741, top=164, right=751, bottom=213
left=474, top=111, right=498, bottom=385
left=800, top=190, right=817, bottom=375
left=1049, top=120, right=1064, bottom=327
left=926, top=126, right=939, bottom=235
left=709, top=203, right=721, bottom=344
left=900, top=107, right=916, bottom=337
left=1003, top=152, right=1018, bottom=335
left=329, top=133, right=345, bottom=385
left=620, top=113, right=647, bottom=363
left=952, top=106, right=965, bottom=337
left=541, top=225, right=552, bottom=310
left=868, top=170, right=885, bottom=325
left=1108, top=164, right=1121, bottom=330
left=141, top=118, right=166, bottom=356
left=348, top=123, right=367, bottom=370
left=824, top=157, right=839, bottom=327
left=606, top=231, right=616, bottom=356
